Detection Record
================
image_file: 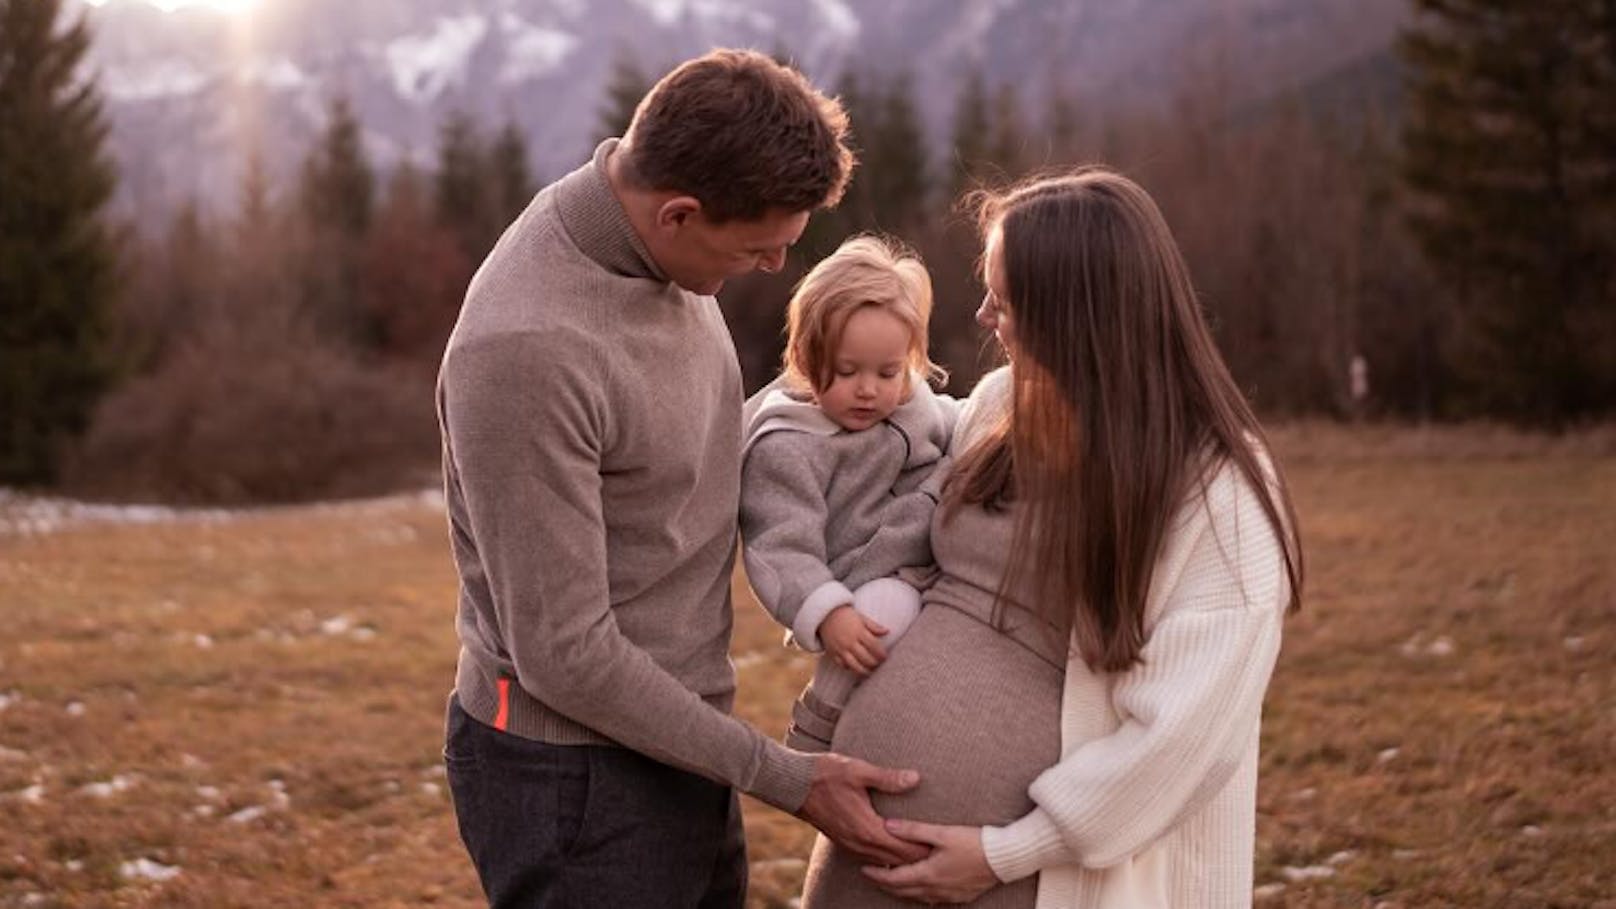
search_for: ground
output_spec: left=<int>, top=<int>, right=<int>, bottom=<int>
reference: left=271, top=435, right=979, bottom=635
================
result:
left=0, top=424, right=1612, bottom=908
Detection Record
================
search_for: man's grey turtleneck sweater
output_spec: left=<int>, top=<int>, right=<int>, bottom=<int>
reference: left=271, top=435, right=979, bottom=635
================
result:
left=436, top=139, right=814, bottom=811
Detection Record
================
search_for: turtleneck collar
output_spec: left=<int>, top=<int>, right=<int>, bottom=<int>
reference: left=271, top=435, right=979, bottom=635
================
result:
left=554, top=138, right=670, bottom=284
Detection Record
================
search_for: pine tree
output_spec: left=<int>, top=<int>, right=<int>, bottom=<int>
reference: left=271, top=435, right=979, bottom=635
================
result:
left=1047, top=84, right=1081, bottom=164
left=296, top=94, right=376, bottom=345
left=1400, top=0, right=1616, bottom=422
left=832, top=69, right=875, bottom=229
left=236, top=147, right=272, bottom=243
left=490, top=119, right=536, bottom=226
left=434, top=109, right=498, bottom=262
left=299, top=95, right=373, bottom=241
left=989, top=82, right=1029, bottom=181
left=949, top=68, right=993, bottom=200
left=362, top=162, right=470, bottom=362
left=598, top=51, right=650, bottom=143
left=865, top=72, right=930, bottom=230
left=0, top=0, right=119, bottom=483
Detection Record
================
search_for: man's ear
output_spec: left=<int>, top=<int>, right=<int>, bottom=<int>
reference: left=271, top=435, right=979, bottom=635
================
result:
left=655, top=195, right=702, bottom=231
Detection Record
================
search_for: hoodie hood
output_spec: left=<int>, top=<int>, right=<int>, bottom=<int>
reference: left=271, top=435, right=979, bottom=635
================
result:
left=742, top=376, right=955, bottom=466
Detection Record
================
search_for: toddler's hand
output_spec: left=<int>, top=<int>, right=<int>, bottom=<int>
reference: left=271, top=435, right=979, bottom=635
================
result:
left=820, top=606, right=890, bottom=677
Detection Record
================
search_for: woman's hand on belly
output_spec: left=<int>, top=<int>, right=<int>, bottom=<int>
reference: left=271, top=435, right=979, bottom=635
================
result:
left=861, top=820, right=999, bottom=903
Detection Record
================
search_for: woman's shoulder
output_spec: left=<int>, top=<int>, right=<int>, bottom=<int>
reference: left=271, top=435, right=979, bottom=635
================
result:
left=952, top=366, right=1013, bottom=452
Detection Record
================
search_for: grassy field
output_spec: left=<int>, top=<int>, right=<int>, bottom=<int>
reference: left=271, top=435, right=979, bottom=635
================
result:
left=1, top=425, right=1612, bottom=908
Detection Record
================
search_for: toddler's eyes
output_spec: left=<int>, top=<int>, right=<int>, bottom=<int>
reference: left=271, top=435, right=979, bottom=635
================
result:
left=879, top=370, right=900, bottom=379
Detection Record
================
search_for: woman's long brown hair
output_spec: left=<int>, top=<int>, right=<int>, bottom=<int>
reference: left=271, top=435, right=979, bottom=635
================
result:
left=946, top=167, right=1304, bottom=673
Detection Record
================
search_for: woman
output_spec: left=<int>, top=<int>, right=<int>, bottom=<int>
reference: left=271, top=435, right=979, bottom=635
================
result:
left=799, top=168, right=1304, bottom=908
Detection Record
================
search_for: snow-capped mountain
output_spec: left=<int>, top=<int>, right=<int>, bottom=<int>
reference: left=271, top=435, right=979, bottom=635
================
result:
left=70, top=0, right=1409, bottom=222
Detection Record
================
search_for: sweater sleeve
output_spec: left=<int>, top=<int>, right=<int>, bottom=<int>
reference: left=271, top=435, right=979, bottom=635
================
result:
left=443, top=333, right=815, bottom=811
left=739, top=433, right=850, bottom=651
left=981, top=469, right=1289, bottom=881
left=837, top=480, right=943, bottom=592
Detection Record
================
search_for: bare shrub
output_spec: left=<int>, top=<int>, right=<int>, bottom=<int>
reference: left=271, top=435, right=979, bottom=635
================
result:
left=63, top=326, right=438, bottom=505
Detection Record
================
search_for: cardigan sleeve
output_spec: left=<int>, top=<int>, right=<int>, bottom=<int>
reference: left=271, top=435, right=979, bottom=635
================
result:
left=981, top=467, right=1289, bottom=881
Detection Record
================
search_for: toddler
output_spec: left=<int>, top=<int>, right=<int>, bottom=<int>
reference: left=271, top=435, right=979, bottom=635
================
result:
left=740, top=235, right=957, bottom=752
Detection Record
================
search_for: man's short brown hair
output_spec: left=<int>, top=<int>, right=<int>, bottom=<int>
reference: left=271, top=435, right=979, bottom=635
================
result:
left=621, top=49, right=855, bottom=223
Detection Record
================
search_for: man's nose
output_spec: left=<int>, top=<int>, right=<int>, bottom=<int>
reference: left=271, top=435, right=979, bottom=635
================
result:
left=757, top=248, right=786, bottom=274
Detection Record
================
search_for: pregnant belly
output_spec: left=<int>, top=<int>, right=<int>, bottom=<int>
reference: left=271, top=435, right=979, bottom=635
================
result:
left=833, top=603, right=1064, bottom=828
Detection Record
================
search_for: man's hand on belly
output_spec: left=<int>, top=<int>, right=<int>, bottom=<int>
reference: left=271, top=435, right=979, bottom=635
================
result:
left=797, top=753, right=930, bottom=866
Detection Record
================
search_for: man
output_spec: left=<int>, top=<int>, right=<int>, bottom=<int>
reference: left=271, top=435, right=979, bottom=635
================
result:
left=437, top=49, right=925, bottom=908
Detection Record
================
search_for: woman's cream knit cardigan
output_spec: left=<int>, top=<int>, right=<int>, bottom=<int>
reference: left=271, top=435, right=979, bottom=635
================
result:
left=971, top=371, right=1291, bottom=909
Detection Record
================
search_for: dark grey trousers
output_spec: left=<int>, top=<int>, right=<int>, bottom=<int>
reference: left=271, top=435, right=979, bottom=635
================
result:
left=444, top=695, right=747, bottom=909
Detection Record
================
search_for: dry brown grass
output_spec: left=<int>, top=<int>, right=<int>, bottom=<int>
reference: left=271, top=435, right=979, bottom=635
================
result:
left=0, top=426, right=1611, bottom=908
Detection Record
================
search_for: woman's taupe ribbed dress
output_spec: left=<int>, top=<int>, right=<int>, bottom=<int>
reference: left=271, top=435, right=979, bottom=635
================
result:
left=799, top=488, right=1066, bottom=908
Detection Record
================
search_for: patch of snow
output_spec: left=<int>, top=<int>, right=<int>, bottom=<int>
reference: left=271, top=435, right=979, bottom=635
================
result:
left=1392, top=848, right=1420, bottom=860
left=119, top=857, right=181, bottom=882
left=1253, top=883, right=1286, bottom=900
left=5, top=784, right=45, bottom=804
left=498, top=14, right=578, bottom=85
left=1520, top=825, right=1544, bottom=838
left=227, top=804, right=268, bottom=824
left=0, top=489, right=234, bottom=536
left=732, top=651, right=767, bottom=669
left=383, top=15, right=488, bottom=103
left=751, top=857, right=807, bottom=873
left=1377, top=747, right=1400, bottom=764
left=0, top=746, right=30, bottom=763
left=80, top=774, right=137, bottom=798
left=196, top=785, right=222, bottom=801
left=1399, top=632, right=1456, bottom=658
left=320, top=615, right=353, bottom=636
left=0, top=691, right=19, bottom=712
left=1280, top=864, right=1336, bottom=883
left=1289, top=787, right=1317, bottom=802
left=181, top=753, right=206, bottom=769
left=0, top=486, right=444, bottom=536
left=100, top=59, right=211, bottom=102
left=420, top=781, right=442, bottom=798
left=240, top=57, right=306, bottom=90
left=633, top=0, right=688, bottom=26
left=193, top=804, right=216, bottom=817
left=1326, top=850, right=1356, bottom=866
left=809, top=0, right=860, bottom=37
left=64, top=859, right=85, bottom=872
left=1563, top=635, right=1585, bottom=652
left=350, top=626, right=378, bottom=642
left=65, top=701, right=87, bottom=718
left=193, top=633, right=215, bottom=649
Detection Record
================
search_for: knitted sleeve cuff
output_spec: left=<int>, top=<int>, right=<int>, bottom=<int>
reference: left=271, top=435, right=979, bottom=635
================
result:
left=791, top=580, right=855, bottom=652
left=982, top=807, right=1072, bottom=883
left=748, top=740, right=819, bottom=813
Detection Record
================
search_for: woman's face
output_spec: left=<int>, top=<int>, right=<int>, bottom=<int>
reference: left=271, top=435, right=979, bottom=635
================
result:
left=977, top=226, right=1017, bottom=354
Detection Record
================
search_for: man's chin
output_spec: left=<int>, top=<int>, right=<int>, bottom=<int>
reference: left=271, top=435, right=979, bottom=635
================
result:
left=676, top=277, right=725, bottom=296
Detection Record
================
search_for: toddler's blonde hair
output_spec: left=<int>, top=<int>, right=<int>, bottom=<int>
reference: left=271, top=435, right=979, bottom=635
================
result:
left=782, top=235, right=947, bottom=394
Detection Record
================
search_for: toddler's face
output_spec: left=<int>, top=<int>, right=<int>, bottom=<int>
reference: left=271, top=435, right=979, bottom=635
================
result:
left=818, top=306, right=912, bottom=432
